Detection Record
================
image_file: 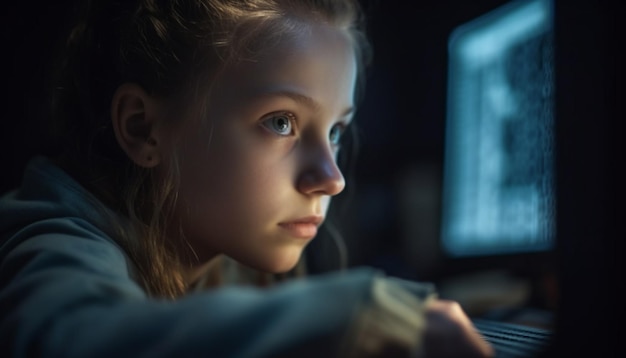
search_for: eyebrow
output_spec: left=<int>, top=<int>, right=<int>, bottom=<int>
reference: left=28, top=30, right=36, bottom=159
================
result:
left=259, top=89, right=355, bottom=118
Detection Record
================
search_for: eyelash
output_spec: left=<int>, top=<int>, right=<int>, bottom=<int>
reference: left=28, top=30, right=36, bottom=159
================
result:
left=260, top=111, right=296, bottom=136
left=260, top=111, right=348, bottom=147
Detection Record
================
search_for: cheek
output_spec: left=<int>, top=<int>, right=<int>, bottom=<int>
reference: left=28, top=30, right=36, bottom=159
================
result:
left=176, top=128, right=294, bottom=237
left=176, top=148, right=253, bottom=254
left=179, top=141, right=249, bottom=219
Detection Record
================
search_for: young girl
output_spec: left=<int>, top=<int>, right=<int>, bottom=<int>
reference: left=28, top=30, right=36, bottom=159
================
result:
left=0, top=0, right=493, bottom=357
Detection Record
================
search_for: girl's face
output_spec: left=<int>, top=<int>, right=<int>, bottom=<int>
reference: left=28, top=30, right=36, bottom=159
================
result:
left=173, top=23, right=357, bottom=273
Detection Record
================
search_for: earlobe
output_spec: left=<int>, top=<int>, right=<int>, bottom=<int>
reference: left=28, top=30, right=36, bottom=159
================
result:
left=111, top=83, right=162, bottom=168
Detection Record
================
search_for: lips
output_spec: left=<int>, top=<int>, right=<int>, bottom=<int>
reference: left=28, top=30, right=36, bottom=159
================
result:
left=278, top=216, right=324, bottom=239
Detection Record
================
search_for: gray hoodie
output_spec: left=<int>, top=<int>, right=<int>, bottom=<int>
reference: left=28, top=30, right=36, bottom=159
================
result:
left=0, top=156, right=435, bottom=358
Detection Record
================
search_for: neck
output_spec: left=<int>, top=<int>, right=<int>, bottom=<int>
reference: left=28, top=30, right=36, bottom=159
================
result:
left=182, top=255, right=223, bottom=288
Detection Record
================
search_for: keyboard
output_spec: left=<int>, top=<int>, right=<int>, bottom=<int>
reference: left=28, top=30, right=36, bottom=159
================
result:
left=472, top=318, right=553, bottom=358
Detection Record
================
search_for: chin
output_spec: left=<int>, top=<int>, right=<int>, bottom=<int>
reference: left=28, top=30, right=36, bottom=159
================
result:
left=244, top=249, right=304, bottom=274
left=265, top=256, right=302, bottom=274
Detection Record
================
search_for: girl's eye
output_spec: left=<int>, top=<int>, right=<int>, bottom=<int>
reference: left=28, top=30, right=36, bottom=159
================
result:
left=329, top=123, right=346, bottom=146
left=261, top=112, right=295, bottom=136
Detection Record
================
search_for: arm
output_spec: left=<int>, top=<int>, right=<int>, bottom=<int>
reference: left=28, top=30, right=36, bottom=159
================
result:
left=0, top=217, right=432, bottom=358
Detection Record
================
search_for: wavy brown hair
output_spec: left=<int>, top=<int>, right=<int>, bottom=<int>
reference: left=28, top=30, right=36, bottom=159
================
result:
left=48, top=0, right=371, bottom=299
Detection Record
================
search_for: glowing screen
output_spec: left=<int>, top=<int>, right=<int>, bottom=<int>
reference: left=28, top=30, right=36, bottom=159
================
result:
left=441, top=0, right=555, bottom=256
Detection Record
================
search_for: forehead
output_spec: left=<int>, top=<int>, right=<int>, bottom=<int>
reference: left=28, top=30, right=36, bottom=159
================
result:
left=208, top=23, right=358, bottom=112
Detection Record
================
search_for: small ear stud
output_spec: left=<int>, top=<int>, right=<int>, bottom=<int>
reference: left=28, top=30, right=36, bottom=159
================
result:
left=147, top=155, right=153, bottom=161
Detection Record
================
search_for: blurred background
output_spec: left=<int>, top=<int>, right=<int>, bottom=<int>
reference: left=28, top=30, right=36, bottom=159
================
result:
left=0, top=0, right=621, bottom=355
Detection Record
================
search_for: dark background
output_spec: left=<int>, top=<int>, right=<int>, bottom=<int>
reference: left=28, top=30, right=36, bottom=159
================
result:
left=1, top=0, right=622, bottom=356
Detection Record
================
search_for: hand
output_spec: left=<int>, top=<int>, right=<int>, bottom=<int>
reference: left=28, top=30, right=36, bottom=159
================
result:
left=422, top=299, right=495, bottom=358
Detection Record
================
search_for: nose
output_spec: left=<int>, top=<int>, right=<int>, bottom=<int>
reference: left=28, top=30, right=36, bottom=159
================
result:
left=296, top=143, right=346, bottom=197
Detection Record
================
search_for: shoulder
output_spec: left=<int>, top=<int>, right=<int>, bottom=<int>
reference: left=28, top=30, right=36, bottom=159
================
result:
left=0, top=155, right=140, bottom=290
left=0, top=216, right=136, bottom=290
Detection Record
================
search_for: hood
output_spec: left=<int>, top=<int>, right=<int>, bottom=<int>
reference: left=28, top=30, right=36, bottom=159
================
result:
left=0, top=156, right=109, bottom=259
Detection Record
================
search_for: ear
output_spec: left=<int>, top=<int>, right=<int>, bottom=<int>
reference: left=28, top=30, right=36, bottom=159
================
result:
left=111, top=83, right=164, bottom=168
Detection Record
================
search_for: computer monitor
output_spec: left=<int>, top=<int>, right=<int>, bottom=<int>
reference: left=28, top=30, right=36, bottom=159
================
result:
left=440, top=0, right=555, bottom=262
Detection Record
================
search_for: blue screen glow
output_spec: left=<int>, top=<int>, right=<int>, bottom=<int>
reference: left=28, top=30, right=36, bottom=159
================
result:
left=441, top=0, right=555, bottom=257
